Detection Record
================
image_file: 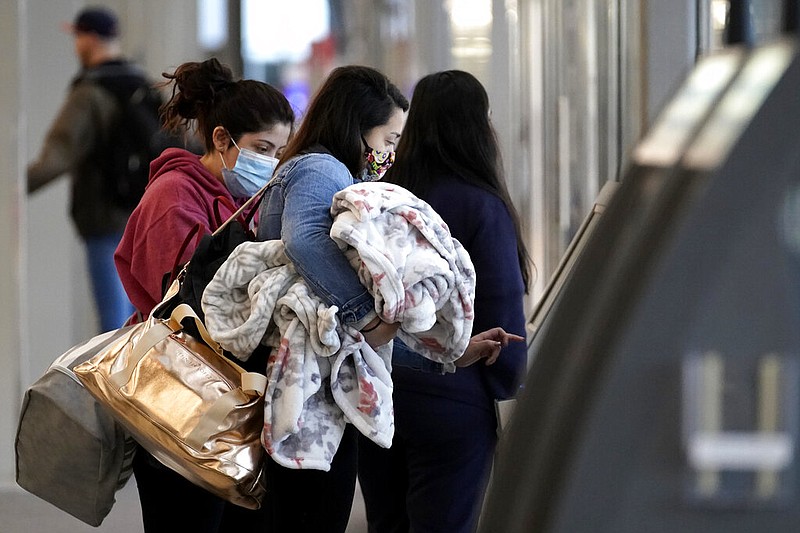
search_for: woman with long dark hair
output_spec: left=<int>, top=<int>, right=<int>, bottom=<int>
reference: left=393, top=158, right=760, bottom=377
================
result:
left=256, top=65, right=409, bottom=532
left=357, top=70, right=531, bottom=533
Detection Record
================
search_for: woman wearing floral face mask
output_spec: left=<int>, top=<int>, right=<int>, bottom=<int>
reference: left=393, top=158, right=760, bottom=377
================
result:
left=114, top=58, right=293, bottom=532
left=256, top=65, right=408, bottom=532
left=362, top=134, right=396, bottom=181
left=258, top=65, right=407, bottom=349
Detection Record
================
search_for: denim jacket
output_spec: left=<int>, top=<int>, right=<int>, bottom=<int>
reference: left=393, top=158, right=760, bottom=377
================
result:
left=257, top=151, right=377, bottom=329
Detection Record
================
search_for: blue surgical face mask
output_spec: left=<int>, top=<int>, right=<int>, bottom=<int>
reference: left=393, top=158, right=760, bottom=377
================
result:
left=219, top=136, right=278, bottom=198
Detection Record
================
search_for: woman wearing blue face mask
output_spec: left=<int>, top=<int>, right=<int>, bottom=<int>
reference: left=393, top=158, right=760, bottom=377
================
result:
left=114, top=58, right=294, bottom=533
left=116, top=58, right=293, bottom=319
left=220, top=132, right=280, bottom=198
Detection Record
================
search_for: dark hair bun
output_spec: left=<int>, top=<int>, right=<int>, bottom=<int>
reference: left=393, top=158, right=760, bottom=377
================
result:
left=163, top=58, right=234, bottom=120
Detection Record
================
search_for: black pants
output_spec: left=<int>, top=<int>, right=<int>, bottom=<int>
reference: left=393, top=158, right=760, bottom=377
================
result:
left=357, top=389, right=497, bottom=533
left=261, top=424, right=359, bottom=532
left=133, top=424, right=358, bottom=533
left=132, top=447, right=268, bottom=533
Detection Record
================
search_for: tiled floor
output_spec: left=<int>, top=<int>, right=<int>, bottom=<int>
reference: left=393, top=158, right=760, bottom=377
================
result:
left=0, top=479, right=369, bottom=533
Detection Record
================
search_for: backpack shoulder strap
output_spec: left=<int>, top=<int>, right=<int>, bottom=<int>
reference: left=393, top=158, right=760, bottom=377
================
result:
left=81, top=62, right=152, bottom=104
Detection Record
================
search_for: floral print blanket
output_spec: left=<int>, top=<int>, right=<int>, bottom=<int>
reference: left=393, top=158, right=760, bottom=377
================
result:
left=330, top=182, right=476, bottom=363
left=201, top=182, right=475, bottom=471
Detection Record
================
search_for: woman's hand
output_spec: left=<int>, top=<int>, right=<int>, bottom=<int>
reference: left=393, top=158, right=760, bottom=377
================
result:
left=361, top=318, right=401, bottom=348
left=456, top=327, right=525, bottom=368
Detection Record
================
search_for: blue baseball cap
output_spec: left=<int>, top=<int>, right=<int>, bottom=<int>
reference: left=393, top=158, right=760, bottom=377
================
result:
left=68, top=7, right=118, bottom=37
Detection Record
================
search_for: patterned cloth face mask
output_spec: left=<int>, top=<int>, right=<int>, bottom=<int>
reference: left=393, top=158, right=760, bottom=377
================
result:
left=362, top=136, right=395, bottom=181
left=220, top=135, right=278, bottom=198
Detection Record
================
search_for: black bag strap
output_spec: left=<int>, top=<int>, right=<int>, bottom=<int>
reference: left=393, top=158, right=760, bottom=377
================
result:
left=212, top=196, right=254, bottom=236
left=166, top=176, right=279, bottom=284
left=211, top=176, right=276, bottom=237
left=167, top=223, right=205, bottom=285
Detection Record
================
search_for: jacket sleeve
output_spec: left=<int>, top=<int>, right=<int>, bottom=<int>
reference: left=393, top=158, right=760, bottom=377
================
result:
left=280, top=156, right=377, bottom=329
left=27, top=83, right=104, bottom=193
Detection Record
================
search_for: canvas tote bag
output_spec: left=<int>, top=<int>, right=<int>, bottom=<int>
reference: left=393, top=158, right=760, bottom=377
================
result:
left=15, top=326, right=138, bottom=526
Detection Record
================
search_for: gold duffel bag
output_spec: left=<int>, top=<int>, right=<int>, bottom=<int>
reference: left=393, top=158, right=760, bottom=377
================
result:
left=74, top=281, right=267, bottom=509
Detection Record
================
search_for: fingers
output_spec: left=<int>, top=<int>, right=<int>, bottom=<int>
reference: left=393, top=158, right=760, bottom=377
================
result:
left=501, top=333, right=525, bottom=346
left=460, top=329, right=525, bottom=367
left=476, top=339, right=502, bottom=365
left=470, top=329, right=493, bottom=343
left=484, top=347, right=501, bottom=365
left=472, top=328, right=526, bottom=345
left=458, top=339, right=495, bottom=367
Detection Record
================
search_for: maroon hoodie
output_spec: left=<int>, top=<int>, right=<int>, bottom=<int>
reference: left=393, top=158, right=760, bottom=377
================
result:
left=115, top=148, right=238, bottom=317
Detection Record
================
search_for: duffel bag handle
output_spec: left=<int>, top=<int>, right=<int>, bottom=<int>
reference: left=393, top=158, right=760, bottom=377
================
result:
left=168, top=303, right=223, bottom=355
left=185, top=371, right=267, bottom=451
left=109, top=303, right=223, bottom=388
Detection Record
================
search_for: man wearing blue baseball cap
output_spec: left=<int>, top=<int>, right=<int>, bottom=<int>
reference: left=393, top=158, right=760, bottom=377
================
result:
left=67, top=5, right=119, bottom=37
left=63, top=7, right=122, bottom=70
left=27, top=6, right=161, bottom=333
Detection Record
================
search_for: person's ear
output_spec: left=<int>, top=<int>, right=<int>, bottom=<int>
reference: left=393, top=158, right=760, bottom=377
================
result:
left=211, top=126, right=230, bottom=153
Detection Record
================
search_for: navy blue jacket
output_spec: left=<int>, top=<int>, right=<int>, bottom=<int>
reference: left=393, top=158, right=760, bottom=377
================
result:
left=392, top=174, right=527, bottom=408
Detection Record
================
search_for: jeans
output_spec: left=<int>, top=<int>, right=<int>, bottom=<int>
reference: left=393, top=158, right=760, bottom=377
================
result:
left=84, top=232, right=134, bottom=332
left=392, top=338, right=446, bottom=374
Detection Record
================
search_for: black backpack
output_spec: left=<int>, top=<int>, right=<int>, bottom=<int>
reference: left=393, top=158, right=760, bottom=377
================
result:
left=84, top=62, right=179, bottom=210
left=156, top=193, right=270, bottom=373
